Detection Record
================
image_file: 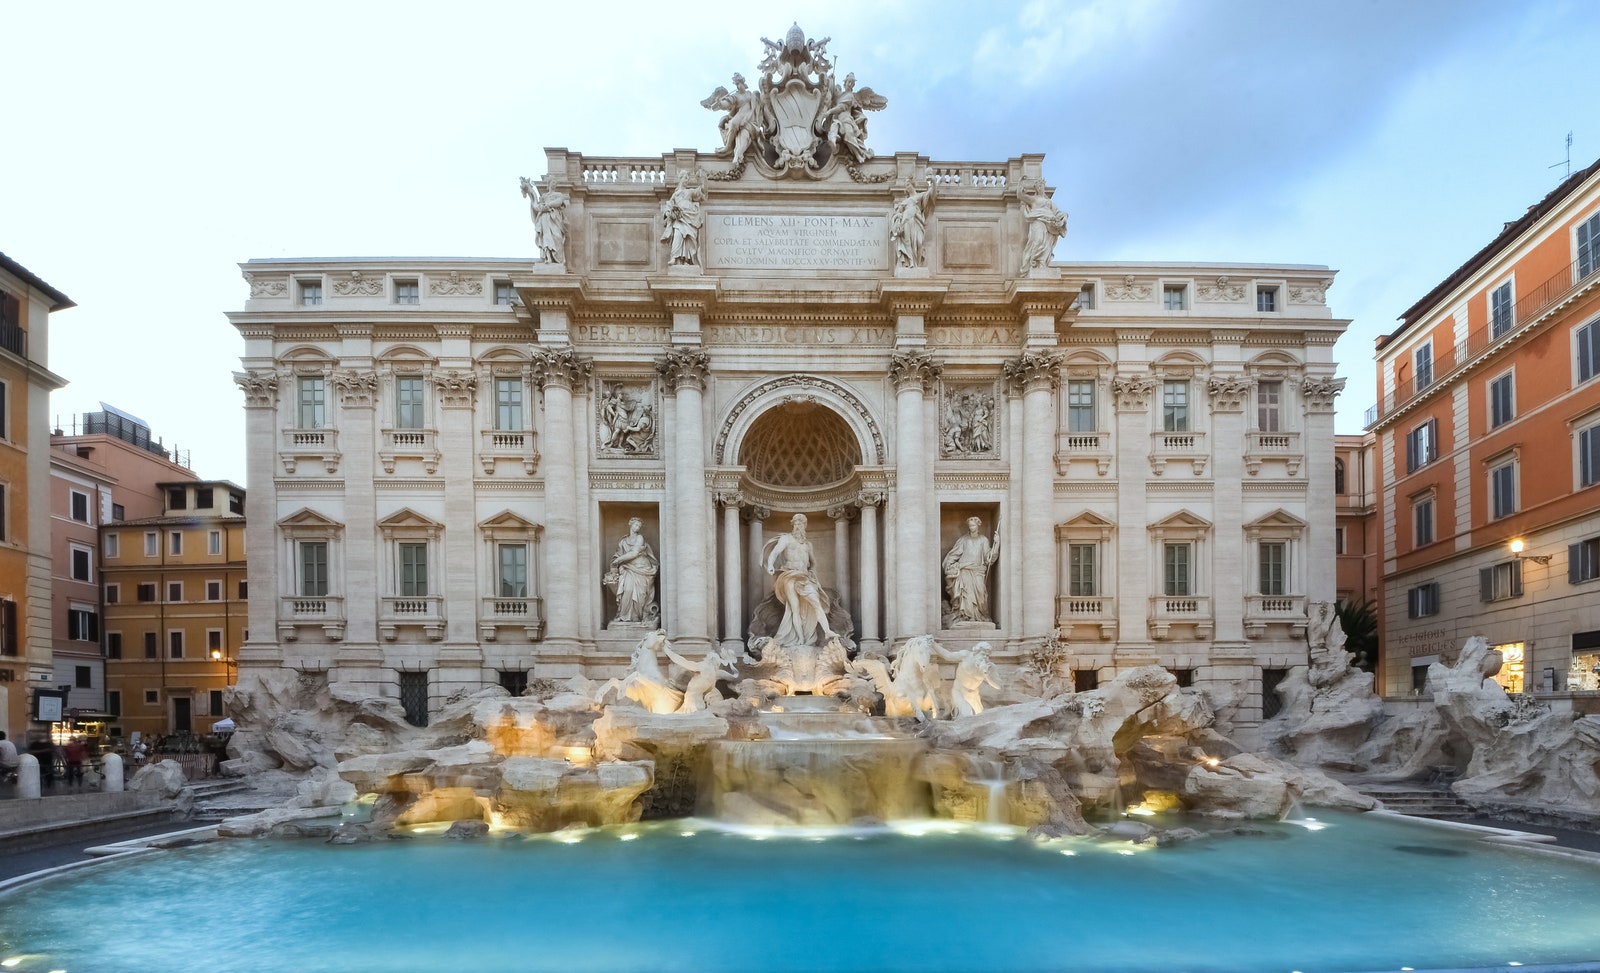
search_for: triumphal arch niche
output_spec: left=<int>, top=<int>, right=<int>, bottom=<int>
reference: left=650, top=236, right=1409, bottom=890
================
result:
left=235, top=23, right=1348, bottom=727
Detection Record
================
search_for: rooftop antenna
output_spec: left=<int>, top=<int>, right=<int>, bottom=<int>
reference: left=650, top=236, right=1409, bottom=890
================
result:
left=1549, top=131, right=1573, bottom=180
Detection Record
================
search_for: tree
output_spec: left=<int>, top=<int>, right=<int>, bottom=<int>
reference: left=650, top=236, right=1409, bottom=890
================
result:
left=1334, top=599, right=1378, bottom=673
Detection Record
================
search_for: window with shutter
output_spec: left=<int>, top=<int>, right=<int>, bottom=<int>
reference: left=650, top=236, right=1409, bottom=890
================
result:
left=1490, top=282, right=1514, bottom=339
left=1580, top=212, right=1600, bottom=278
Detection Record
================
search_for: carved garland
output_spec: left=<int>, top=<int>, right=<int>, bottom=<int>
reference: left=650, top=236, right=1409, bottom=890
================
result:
left=429, top=271, right=484, bottom=297
left=714, top=374, right=886, bottom=465
left=244, top=273, right=287, bottom=298
left=332, top=272, right=383, bottom=297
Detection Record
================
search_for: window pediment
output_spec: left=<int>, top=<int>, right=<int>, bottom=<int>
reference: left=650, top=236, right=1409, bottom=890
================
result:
left=278, top=507, right=343, bottom=530
left=479, top=510, right=542, bottom=535
left=1149, top=509, right=1212, bottom=532
left=378, top=507, right=443, bottom=532
left=1245, top=509, right=1308, bottom=531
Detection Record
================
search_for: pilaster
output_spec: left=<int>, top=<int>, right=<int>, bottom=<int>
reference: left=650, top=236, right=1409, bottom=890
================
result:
left=1004, top=352, right=1062, bottom=638
left=658, top=347, right=713, bottom=649
left=889, top=351, right=941, bottom=638
left=532, top=346, right=592, bottom=652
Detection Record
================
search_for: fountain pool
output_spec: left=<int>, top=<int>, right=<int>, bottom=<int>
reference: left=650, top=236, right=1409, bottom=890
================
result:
left=4, top=811, right=1600, bottom=973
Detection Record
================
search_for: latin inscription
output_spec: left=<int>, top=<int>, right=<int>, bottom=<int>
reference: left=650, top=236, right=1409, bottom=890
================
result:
left=707, top=326, right=892, bottom=346
left=708, top=214, right=888, bottom=270
left=926, top=326, right=1022, bottom=347
left=572, top=324, right=671, bottom=344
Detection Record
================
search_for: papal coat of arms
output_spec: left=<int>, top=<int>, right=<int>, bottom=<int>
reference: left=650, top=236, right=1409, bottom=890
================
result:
left=700, top=23, right=888, bottom=178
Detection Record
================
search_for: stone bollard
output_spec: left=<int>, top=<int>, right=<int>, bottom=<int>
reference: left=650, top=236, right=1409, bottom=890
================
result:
left=102, top=752, right=125, bottom=792
left=17, top=753, right=40, bottom=799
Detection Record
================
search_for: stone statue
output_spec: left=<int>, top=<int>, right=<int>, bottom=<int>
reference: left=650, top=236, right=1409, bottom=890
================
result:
left=519, top=176, right=567, bottom=265
left=660, top=172, right=705, bottom=266
left=764, top=513, right=838, bottom=648
left=850, top=634, right=944, bottom=721
left=596, top=629, right=684, bottom=714
left=942, top=517, right=1000, bottom=624
left=940, top=390, right=997, bottom=455
left=945, top=641, right=1000, bottom=717
left=662, top=644, right=738, bottom=714
left=598, top=385, right=656, bottom=454
left=1018, top=180, right=1067, bottom=275
left=701, top=73, right=770, bottom=168
left=889, top=178, right=935, bottom=268
left=819, top=72, right=887, bottom=165
left=604, top=518, right=658, bottom=625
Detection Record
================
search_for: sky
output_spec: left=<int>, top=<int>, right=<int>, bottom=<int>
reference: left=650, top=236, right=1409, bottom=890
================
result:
left=4, top=0, right=1596, bottom=485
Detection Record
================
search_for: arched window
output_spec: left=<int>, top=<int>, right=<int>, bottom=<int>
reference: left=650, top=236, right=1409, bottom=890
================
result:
left=1334, top=458, right=1347, bottom=495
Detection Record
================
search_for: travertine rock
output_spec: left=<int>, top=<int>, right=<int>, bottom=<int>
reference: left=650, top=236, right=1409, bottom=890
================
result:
left=494, top=757, right=654, bottom=831
left=129, top=759, right=187, bottom=799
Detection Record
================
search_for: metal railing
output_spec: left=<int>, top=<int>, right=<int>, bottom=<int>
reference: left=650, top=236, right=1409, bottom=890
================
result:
left=0, top=320, right=25, bottom=358
left=1367, top=256, right=1600, bottom=426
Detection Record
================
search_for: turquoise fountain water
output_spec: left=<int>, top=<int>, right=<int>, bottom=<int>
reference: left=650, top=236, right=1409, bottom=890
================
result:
left=4, top=810, right=1600, bottom=973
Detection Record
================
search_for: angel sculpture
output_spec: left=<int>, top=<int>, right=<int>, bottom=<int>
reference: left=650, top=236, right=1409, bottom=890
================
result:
left=519, top=176, right=567, bottom=265
left=819, top=73, right=887, bottom=165
left=700, top=73, right=769, bottom=168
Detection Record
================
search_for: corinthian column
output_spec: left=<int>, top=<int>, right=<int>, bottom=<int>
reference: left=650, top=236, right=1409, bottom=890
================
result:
left=717, top=492, right=744, bottom=653
left=532, top=346, right=591, bottom=651
left=658, top=349, right=712, bottom=649
left=234, top=370, right=282, bottom=667
left=889, top=351, right=942, bottom=638
left=858, top=490, right=883, bottom=647
left=1005, top=352, right=1063, bottom=637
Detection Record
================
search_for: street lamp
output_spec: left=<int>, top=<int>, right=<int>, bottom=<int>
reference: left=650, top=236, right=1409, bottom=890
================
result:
left=1509, top=538, right=1552, bottom=565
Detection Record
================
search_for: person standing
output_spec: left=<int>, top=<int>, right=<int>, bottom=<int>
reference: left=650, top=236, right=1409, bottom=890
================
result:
left=63, top=735, right=88, bottom=787
left=0, top=731, right=18, bottom=782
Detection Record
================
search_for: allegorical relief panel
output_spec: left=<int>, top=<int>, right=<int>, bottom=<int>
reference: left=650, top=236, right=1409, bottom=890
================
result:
left=940, top=383, right=998, bottom=458
left=595, top=379, right=659, bottom=457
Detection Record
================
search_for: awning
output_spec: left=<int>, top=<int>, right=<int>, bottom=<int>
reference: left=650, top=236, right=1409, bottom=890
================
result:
left=70, top=711, right=117, bottom=722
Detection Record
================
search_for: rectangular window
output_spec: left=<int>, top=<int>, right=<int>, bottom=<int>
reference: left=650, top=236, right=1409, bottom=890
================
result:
left=1257, top=380, right=1282, bottom=432
left=208, top=530, right=222, bottom=555
left=1491, top=461, right=1517, bottom=519
left=66, top=608, right=99, bottom=641
left=207, top=629, right=223, bottom=651
left=239, top=580, right=249, bottom=600
left=1162, top=285, right=1186, bottom=311
left=1072, top=669, right=1100, bottom=693
left=1162, top=381, right=1190, bottom=432
left=1491, top=281, right=1514, bottom=339
left=206, top=580, right=223, bottom=601
left=1072, top=283, right=1095, bottom=310
left=112, top=503, right=125, bottom=521
left=1163, top=543, right=1191, bottom=596
left=1259, top=542, right=1287, bottom=596
left=75, top=665, right=91, bottom=689
left=1579, top=320, right=1600, bottom=384
left=229, top=492, right=244, bottom=515
left=169, top=630, right=185, bottom=659
left=167, top=487, right=186, bottom=510
left=167, top=581, right=183, bottom=602
left=495, top=282, right=517, bottom=306
left=105, top=584, right=120, bottom=605
left=108, top=690, right=121, bottom=716
left=1405, top=418, right=1437, bottom=473
left=1334, top=526, right=1347, bottom=556
left=1067, top=380, right=1096, bottom=432
left=399, top=542, right=428, bottom=596
left=394, top=279, right=420, bottom=305
left=299, top=279, right=322, bottom=306
left=137, top=583, right=157, bottom=603
left=399, top=671, right=429, bottom=727
left=298, top=376, right=326, bottom=429
left=396, top=377, right=425, bottom=429
left=300, top=541, right=329, bottom=597
left=1489, top=373, right=1514, bottom=429
left=144, top=531, right=158, bottom=556
left=1581, top=423, right=1600, bottom=488
left=1068, top=544, right=1096, bottom=597
left=498, top=544, right=528, bottom=597
left=144, top=632, right=157, bottom=659
left=1480, top=561, right=1524, bottom=602
left=1569, top=536, right=1600, bottom=585
left=1415, top=344, right=1434, bottom=389
left=0, top=600, right=14, bottom=656
left=1256, top=286, right=1277, bottom=312
left=107, top=632, right=122, bottom=659
left=1407, top=582, right=1440, bottom=618
left=145, top=689, right=158, bottom=704
left=169, top=531, right=183, bottom=556
left=498, top=670, right=529, bottom=696
left=1414, top=497, right=1436, bottom=547
left=70, top=490, right=90, bottom=522
left=105, top=533, right=120, bottom=558
left=70, top=546, right=91, bottom=582
left=495, top=378, right=524, bottom=431
left=210, top=689, right=225, bottom=716
left=1579, top=212, right=1600, bottom=279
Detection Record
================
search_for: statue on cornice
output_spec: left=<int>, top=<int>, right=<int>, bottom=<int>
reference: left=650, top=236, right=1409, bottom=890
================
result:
left=1018, top=180, right=1067, bottom=275
left=701, top=73, right=771, bottom=168
left=520, top=176, right=567, bottom=265
left=820, top=72, right=887, bottom=165
left=659, top=171, right=705, bottom=266
left=890, top=178, right=936, bottom=269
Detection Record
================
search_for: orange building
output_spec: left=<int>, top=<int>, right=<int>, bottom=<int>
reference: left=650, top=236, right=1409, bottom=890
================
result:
left=1370, top=157, right=1600, bottom=696
left=0, top=254, right=70, bottom=745
left=101, top=479, right=246, bottom=738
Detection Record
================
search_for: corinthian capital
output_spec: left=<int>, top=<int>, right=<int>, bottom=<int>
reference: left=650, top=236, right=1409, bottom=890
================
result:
left=434, top=369, right=478, bottom=407
left=656, top=349, right=711, bottom=392
left=531, top=346, right=593, bottom=391
left=1003, top=352, right=1062, bottom=393
left=888, top=350, right=943, bottom=392
left=1301, top=375, right=1345, bottom=412
left=330, top=369, right=379, bottom=407
left=233, top=370, right=279, bottom=407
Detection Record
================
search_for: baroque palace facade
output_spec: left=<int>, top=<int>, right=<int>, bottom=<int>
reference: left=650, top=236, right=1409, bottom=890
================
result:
left=230, top=30, right=1347, bottom=730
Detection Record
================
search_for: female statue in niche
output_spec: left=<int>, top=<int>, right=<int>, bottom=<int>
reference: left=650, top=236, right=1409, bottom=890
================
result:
left=605, top=518, right=659, bottom=625
left=942, top=516, right=1000, bottom=624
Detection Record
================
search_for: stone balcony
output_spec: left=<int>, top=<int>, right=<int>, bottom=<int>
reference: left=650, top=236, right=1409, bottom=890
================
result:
left=1243, top=431, right=1303, bottom=476
left=1149, top=431, right=1207, bottom=476
left=379, top=428, right=440, bottom=474
left=1055, top=594, right=1117, bottom=639
left=479, top=595, right=546, bottom=641
left=1054, top=430, right=1111, bottom=475
left=278, top=595, right=345, bottom=641
left=279, top=427, right=340, bottom=474
left=1148, top=595, right=1214, bottom=640
left=380, top=595, right=445, bottom=641
left=478, top=429, right=540, bottom=475
left=1244, top=594, right=1308, bottom=640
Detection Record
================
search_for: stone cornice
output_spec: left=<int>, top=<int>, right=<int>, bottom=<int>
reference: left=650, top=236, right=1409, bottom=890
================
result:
left=878, top=278, right=950, bottom=316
